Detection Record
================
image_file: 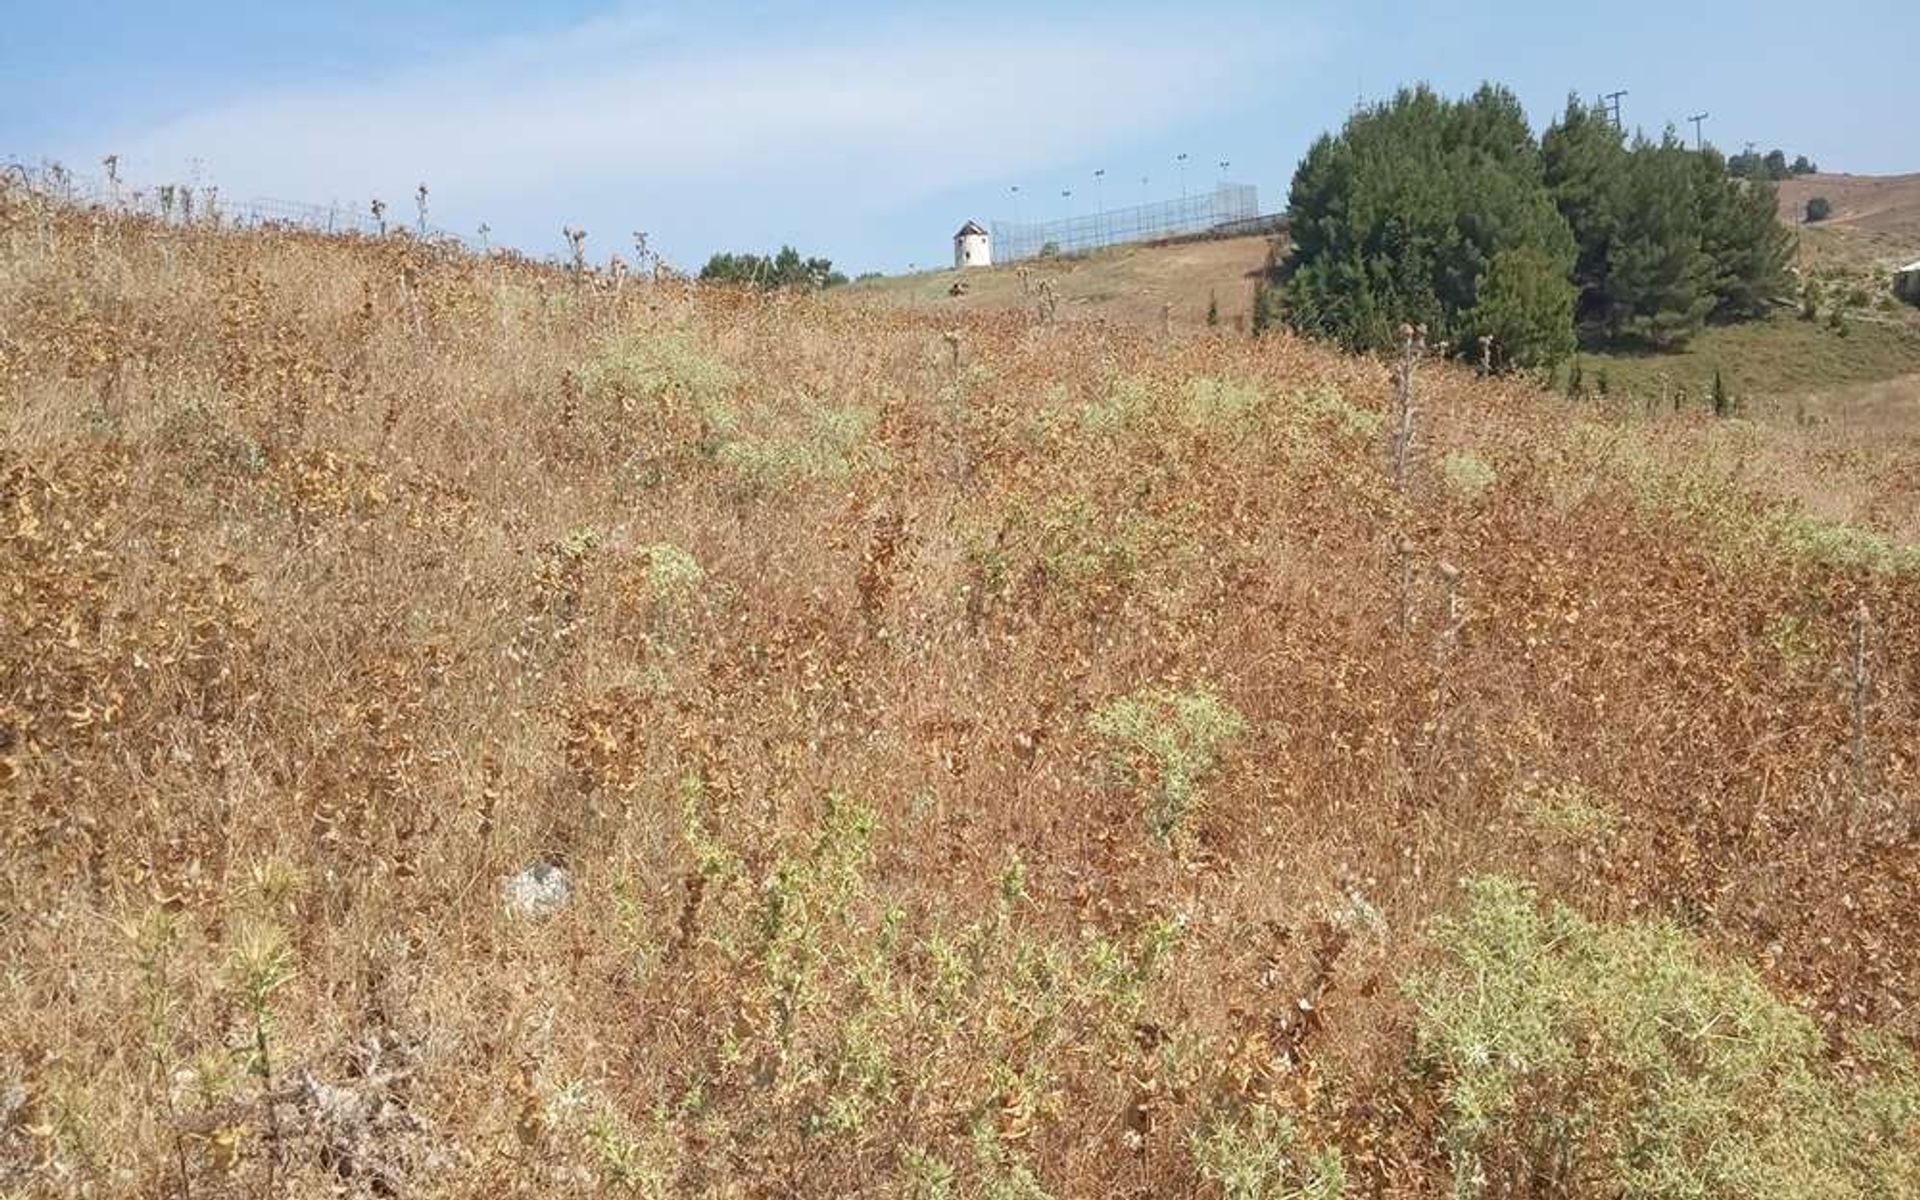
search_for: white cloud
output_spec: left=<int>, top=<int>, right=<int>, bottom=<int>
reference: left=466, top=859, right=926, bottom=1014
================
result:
left=89, top=9, right=1316, bottom=260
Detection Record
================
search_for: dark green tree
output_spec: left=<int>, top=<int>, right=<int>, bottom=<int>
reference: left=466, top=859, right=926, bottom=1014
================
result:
left=1467, top=246, right=1577, bottom=368
left=1250, top=279, right=1281, bottom=338
left=1541, top=96, right=1628, bottom=322
left=1692, top=148, right=1794, bottom=319
left=1805, top=196, right=1833, bottom=222
left=1283, top=83, right=1578, bottom=368
left=699, top=245, right=847, bottom=290
left=1601, top=133, right=1715, bottom=347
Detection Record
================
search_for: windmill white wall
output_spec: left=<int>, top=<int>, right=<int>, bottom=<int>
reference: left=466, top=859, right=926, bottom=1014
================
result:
left=953, top=221, right=991, bottom=269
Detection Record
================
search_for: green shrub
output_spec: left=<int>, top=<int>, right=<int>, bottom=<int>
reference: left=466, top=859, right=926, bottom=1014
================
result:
left=1089, top=686, right=1247, bottom=843
left=1441, top=451, right=1497, bottom=499
left=1250, top=278, right=1281, bottom=339
left=1805, top=196, right=1833, bottom=223
left=1409, top=876, right=1919, bottom=1199
left=635, top=543, right=704, bottom=604
left=1191, top=1105, right=1346, bottom=1199
left=579, top=332, right=736, bottom=405
left=711, top=403, right=882, bottom=492
left=1177, top=377, right=1266, bottom=431
left=1506, top=778, right=1618, bottom=840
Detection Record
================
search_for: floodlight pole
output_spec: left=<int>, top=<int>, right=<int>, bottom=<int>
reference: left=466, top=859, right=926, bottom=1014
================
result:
left=1094, top=168, right=1105, bottom=244
left=1177, top=152, right=1190, bottom=199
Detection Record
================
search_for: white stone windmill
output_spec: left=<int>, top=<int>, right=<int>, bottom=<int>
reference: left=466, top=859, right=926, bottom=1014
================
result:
left=953, top=220, right=991, bottom=269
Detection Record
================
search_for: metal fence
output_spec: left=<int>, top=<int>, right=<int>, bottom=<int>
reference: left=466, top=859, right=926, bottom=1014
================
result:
left=990, top=182, right=1260, bottom=263
left=2, top=160, right=476, bottom=248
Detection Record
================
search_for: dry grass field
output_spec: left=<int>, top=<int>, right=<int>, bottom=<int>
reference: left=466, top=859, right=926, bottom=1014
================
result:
left=3, top=187, right=1917, bottom=1198
left=844, top=234, right=1277, bottom=333
left=1777, top=172, right=1920, bottom=271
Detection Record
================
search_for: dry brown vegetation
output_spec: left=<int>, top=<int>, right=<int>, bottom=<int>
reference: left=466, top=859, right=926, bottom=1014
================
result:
left=845, top=234, right=1276, bottom=332
left=3, top=186, right=1917, bottom=1198
left=1777, top=172, right=1920, bottom=268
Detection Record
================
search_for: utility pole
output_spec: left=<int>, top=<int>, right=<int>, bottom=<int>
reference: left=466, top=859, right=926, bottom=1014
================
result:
left=1688, top=113, right=1709, bottom=151
left=1602, top=89, right=1628, bottom=131
left=1093, top=168, right=1105, bottom=244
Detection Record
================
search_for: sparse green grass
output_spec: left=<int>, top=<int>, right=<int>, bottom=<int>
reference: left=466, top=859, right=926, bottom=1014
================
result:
left=1506, top=778, right=1618, bottom=840
left=1557, top=314, right=1920, bottom=407
left=1561, top=422, right=1920, bottom=574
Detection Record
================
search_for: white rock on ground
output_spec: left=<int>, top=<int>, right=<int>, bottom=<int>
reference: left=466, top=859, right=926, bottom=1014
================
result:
left=502, top=863, right=571, bottom=918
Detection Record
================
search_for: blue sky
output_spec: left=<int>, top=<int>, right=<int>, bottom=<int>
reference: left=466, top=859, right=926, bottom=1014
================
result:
left=5, top=1, right=1915, bottom=274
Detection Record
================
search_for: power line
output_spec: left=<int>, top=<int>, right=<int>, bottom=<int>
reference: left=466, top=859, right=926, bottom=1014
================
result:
left=1601, top=89, right=1628, bottom=132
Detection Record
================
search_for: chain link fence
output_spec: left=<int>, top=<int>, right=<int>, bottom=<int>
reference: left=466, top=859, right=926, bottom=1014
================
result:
left=2, top=160, right=477, bottom=249
left=990, top=182, right=1265, bottom=263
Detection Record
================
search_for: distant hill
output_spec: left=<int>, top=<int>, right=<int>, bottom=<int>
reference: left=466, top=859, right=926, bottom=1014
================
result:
left=849, top=175, right=1920, bottom=337
left=1775, top=172, right=1920, bottom=269
left=846, top=176, right=1920, bottom=415
left=842, top=233, right=1278, bottom=332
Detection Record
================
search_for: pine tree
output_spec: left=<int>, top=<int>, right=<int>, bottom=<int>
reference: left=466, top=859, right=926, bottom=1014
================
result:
left=1542, top=97, right=1629, bottom=324
left=1467, top=246, right=1577, bottom=369
left=1250, top=279, right=1280, bottom=338
left=1602, top=133, right=1715, bottom=347
left=1284, top=83, right=1577, bottom=367
left=1693, top=149, right=1793, bottom=319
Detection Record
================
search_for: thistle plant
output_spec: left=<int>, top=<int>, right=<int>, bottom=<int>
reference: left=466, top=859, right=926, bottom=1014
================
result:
left=126, top=907, right=192, bottom=1198
left=564, top=226, right=589, bottom=280
left=224, top=919, right=295, bottom=1190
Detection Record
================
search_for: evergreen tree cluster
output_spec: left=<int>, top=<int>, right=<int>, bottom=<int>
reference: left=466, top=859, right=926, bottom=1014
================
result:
left=699, top=245, right=847, bottom=291
left=1282, top=86, right=1795, bottom=366
left=1726, top=147, right=1818, bottom=181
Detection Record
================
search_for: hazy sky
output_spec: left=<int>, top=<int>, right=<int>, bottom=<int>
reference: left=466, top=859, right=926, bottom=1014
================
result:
left=6, top=1, right=1915, bottom=274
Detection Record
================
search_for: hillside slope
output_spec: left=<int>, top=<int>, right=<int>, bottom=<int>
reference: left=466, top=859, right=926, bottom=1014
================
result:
left=4, top=196, right=1917, bottom=1198
left=1778, top=171, right=1920, bottom=270
left=845, top=233, right=1277, bottom=331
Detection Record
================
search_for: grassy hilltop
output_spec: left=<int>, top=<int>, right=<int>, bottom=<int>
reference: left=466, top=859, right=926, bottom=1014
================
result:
left=2, top=189, right=1918, bottom=1198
